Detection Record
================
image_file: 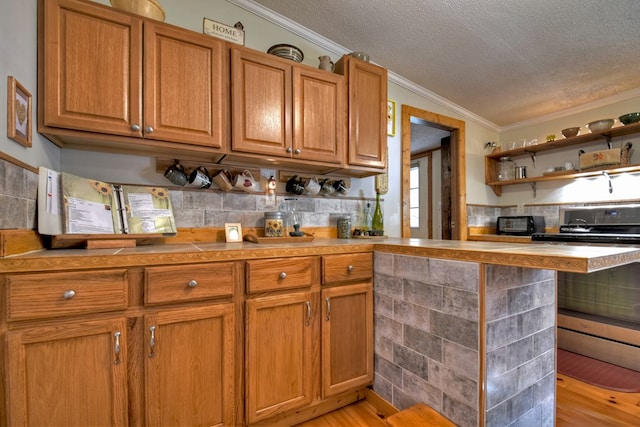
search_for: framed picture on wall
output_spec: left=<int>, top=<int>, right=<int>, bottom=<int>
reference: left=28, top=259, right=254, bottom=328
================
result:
left=7, top=76, right=32, bottom=147
left=387, top=100, right=396, bottom=136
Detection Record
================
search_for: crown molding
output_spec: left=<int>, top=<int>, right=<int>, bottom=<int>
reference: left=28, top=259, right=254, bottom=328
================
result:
left=227, top=0, right=501, bottom=132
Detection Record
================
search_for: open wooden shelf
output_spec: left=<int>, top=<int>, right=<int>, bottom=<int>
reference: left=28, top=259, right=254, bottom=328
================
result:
left=486, top=122, right=640, bottom=160
left=486, top=122, right=640, bottom=196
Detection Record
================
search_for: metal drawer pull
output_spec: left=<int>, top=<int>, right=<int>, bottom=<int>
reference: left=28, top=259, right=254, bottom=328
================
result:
left=305, top=301, right=311, bottom=326
left=347, top=265, right=354, bottom=272
left=188, top=280, right=198, bottom=288
left=325, top=297, right=331, bottom=321
left=63, top=290, right=76, bottom=299
left=279, top=272, right=287, bottom=279
left=149, top=326, right=156, bottom=358
left=114, top=332, right=121, bottom=365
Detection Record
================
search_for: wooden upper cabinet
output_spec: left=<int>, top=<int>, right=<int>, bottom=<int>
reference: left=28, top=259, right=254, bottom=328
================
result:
left=293, top=67, right=344, bottom=164
left=40, top=0, right=143, bottom=136
left=231, top=47, right=292, bottom=157
left=39, top=0, right=226, bottom=150
left=231, top=46, right=343, bottom=165
left=335, top=56, right=388, bottom=170
left=143, top=22, right=226, bottom=148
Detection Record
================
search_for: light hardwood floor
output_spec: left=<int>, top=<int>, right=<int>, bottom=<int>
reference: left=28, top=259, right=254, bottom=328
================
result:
left=296, top=375, right=640, bottom=426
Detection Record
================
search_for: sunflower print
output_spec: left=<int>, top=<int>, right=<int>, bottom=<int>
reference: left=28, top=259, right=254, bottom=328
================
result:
left=265, top=219, right=283, bottom=237
left=90, top=180, right=112, bottom=195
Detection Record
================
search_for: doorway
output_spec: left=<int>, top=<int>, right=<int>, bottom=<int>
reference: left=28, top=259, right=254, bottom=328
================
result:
left=401, top=105, right=466, bottom=239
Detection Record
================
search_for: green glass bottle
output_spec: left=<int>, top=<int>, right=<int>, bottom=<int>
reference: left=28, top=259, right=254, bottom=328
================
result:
left=372, top=192, right=383, bottom=234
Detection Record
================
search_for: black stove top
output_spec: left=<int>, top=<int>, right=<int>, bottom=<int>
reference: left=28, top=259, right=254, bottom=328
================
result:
left=530, top=204, right=640, bottom=245
left=531, top=232, right=640, bottom=245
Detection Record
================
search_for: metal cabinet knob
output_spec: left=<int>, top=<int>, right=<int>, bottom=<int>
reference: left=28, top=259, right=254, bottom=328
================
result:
left=63, top=290, right=76, bottom=299
left=131, top=124, right=141, bottom=132
left=347, top=265, right=354, bottom=272
left=188, top=280, right=198, bottom=288
left=286, top=147, right=293, bottom=154
left=294, top=148, right=301, bottom=155
left=279, top=272, right=287, bottom=279
left=145, top=126, right=154, bottom=134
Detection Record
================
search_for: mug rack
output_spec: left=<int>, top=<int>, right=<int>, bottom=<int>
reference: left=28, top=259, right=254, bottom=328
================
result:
left=155, top=158, right=259, bottom=188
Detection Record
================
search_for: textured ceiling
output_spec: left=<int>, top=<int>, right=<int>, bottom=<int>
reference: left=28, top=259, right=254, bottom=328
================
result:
left=249, top=0, right=640, bottom=129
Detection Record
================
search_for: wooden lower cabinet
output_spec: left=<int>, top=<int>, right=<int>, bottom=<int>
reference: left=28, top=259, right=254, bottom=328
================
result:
left=245, top=253, right=374, bottom=426
left=322, top=282, right=374, bottom=397
left=2, top=252, right=373, bottom=426
left=245, top=291, right=315, bottom=424
left=145, top=304, right=235, bottom=427
left=6, top=317, right=129, bottom=426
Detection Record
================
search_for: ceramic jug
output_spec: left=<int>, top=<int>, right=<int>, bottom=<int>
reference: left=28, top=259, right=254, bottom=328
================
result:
left=318, top=55, right=334, bottom=72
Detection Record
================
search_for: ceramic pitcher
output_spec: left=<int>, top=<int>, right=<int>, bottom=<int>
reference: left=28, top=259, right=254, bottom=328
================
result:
left=318, top=55, right=334, bottom=71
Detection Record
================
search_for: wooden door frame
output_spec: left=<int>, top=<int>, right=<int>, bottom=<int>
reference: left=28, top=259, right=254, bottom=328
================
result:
left=401, top=105, right=467, bottom=239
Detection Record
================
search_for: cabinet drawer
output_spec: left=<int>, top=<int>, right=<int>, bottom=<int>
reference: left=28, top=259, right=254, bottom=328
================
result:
left=145, top=262, right=238, bottom=305
left=7, top=269, right=128, bottom=321
left=322, top=253, right=373, bottom=284
left=246, top=257, right=316, bottom=294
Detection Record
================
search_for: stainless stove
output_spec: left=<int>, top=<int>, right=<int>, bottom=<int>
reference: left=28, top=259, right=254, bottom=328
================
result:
left=533, top=204, right=640, bottom=371
left=532, top=204, right=640, bottom=245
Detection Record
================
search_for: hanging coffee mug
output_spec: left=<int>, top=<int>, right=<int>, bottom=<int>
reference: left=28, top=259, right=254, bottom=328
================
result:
left=212, top=169, right=233, bottom=192
left=332, top=179, right=349, bottom=195
left=286, top=175, right=305, bottom=195
left=304, top=177, right=321, bottom=195
left=233, top=170, right=257, bottom=192
left=188, top=166, right=211, bottom=189
left=164, top=160, right=188, bottom=186
left=319, top=179, right=335, bottom=196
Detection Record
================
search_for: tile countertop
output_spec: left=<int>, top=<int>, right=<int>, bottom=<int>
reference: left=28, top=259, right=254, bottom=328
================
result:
left=1, top=237, right=639, bottom=274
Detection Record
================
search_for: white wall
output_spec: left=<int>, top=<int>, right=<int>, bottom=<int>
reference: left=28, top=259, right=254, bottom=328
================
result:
left=0, top=0, right=60, bottom=169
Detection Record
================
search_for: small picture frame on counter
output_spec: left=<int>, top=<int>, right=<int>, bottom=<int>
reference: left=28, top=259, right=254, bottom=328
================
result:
left=225, top=223, right=242, bottom=242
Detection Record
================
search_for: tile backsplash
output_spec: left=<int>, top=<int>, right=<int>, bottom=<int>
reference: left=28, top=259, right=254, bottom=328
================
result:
left=0, top=159, right=38, bottom=229
left=0, top=158, right=373, bottom=233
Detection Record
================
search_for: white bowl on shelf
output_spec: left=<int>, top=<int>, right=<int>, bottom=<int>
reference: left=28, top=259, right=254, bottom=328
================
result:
left=586, top=119, right=614, bottom=133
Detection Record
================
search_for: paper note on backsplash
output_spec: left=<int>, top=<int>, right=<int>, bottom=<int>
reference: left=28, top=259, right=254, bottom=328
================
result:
left=45, top=168, right=61, bottom=215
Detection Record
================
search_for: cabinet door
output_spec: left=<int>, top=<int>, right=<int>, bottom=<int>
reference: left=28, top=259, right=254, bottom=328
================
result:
left=231, top=47, right=293, bottom=157
left=322, top=283, right=373, bottom=397
left=6, top=318, right=128, bottom=426
left=346, top=58, right=388, bottom=168
left=145, top=304, right=235, bottom=427
left=246, top=292, right=314, bottom=424
left=292, top=67, right=344, bottom=164
left=144, top=22, right=227, bottom=148
left=41, top=0, right=143, bottom=136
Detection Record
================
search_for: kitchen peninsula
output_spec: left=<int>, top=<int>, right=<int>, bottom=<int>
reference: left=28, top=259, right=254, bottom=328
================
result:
left=1, top=237, right=639, bottom=427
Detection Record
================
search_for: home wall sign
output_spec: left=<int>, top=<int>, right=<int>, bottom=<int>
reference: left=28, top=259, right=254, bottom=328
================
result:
left=203, top=18, right=244, bottom=45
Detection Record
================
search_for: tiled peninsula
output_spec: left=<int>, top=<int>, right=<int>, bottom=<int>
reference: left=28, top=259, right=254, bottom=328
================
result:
left=371, top=240, right=640, bottom=427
